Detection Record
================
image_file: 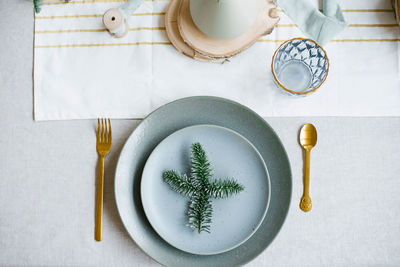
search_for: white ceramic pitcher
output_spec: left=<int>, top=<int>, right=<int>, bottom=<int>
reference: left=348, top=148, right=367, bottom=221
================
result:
left=190, top=0, right=264, bottom=39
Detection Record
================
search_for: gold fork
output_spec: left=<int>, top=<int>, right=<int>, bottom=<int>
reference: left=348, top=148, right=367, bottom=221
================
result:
left=95, top=118, right=112, bottom=241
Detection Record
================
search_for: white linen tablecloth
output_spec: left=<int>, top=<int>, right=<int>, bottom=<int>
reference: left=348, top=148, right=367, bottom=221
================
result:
left=34, top=0, right=400, bottom=120
left=1, top=1, right=400, bottom=266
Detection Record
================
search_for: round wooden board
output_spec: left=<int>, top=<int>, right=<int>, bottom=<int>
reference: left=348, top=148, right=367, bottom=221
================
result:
left=178, top=0, right=280, bottom=58
left=393, top=0, right=400, bottom=25
left=165, top=0, right=225, bottom=62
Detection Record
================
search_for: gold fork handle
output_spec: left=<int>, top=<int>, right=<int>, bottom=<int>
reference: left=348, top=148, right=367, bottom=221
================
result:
left=300, top=149, right=312, bottom=212
left=95, top=156, right=105, bottom=241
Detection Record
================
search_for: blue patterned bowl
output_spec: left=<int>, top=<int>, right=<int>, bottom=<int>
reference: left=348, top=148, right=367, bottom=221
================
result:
left=271, top=38, right=329, bottom=96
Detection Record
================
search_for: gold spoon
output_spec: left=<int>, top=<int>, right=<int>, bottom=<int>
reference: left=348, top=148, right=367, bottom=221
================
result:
left=299, top=123, right=317, bottom=212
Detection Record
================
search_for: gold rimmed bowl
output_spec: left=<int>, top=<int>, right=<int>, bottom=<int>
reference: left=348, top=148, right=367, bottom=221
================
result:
left=271, top=38, right=329, bottom=96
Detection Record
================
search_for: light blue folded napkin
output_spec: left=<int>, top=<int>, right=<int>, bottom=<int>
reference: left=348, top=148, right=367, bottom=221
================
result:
left=274, top=0, right=348, bottom=45
left=120, top=0, right=144, bottom=18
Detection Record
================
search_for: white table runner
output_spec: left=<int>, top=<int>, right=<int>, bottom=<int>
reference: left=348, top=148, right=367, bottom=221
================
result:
left=34, top=0, right=400, bottom=120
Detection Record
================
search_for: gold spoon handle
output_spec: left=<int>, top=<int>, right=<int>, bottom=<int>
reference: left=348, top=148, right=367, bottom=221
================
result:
left=300, top=149, right=312, bottom=212
left=304, top=149, right=310, bottom=195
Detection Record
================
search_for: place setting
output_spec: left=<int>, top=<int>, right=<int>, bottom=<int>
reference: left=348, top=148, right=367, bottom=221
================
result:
left=93, top=96, right=322, bottom=266
left=11, top=0, right=399, bottom=265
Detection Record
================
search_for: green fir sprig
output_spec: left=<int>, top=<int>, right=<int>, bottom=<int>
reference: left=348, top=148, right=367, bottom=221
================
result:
left=34, top=0, right=70, bottom=13
left=34, top=0, right=42, bottom=13
left=163, top=143, right=244, bottom=234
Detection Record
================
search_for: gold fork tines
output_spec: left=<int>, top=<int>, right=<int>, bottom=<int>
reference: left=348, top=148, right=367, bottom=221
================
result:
left=95, top=118, right=112, bottom=241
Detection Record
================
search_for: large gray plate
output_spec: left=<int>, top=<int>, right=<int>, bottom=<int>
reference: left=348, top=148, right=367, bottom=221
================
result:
left=115, top=96, right=292, bottom=266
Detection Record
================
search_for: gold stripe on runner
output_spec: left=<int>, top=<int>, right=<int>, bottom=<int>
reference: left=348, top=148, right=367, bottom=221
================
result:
left=36, top=14, right=102, bottom=19
left=35, top=27, right=165, bottom=34
left=36, top=28, right=106, bottom=33
left=275, top=24, right=297, bottom=27
left=35, top=12, right=165, bottom=19
left=130, top=27, right=165, bottom=31
left=257, top=39, right=287, bottom=43
left=35, top=42, right=172, bottom=48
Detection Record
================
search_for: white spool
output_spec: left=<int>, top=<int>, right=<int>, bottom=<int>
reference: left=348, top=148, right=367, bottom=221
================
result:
left=102, top=0, right=144, bottom=38
left=103, top=8, right=129, bottom=38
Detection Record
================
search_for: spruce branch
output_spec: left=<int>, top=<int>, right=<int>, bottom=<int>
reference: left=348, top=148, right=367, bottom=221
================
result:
left=187, top=143, right=213, bottom=233
left=207, top=179, right=244, bottom=198
left=34, top=0, right=42, bottom=13
left=188, top=192, right=212, bottom=233
left=163, top=170, right=195, bottom=197
left=190, top=143, right=212, bottom=186
left=163, top=142, right=244, bottom=234
left=33, top=0, right=71, bottom=14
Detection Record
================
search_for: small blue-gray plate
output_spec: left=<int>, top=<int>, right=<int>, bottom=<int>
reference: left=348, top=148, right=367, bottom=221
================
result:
left=141, top=125, right=270, bottom=255
left=115, top=96, right=292, bottom=267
